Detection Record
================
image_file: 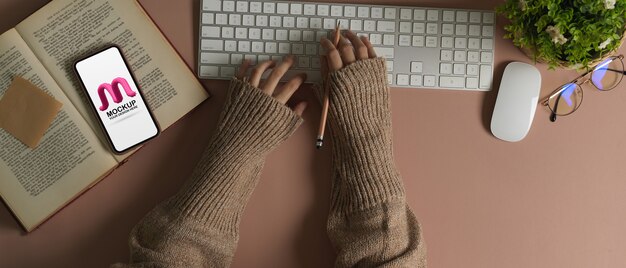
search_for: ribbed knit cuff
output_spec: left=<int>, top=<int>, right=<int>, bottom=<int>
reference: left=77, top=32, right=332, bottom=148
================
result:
left=170, top=78, right=302, bottom=234
left=326, top=58, right=405, bottom=214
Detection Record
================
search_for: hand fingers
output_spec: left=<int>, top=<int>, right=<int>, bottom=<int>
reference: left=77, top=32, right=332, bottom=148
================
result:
left=274, top=73, right=307, bottom=104
left=261, top=55, right=295, bottom=94
left=345, top=31, right=368, bottom=60
left=338, top=35, right=356, bottom=65
left=249, top=60, right=276, bottom=88
left=292, top=101, right=307, bottom=116
left=361, top=36, right=377, bottom=58
left=236, top=59, right=251, bottom=80
left=321, top=37, right=342, bottom=72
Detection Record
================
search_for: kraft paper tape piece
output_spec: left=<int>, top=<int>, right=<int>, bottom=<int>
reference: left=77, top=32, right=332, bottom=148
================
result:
left=0, top=77, right=63, bottom=148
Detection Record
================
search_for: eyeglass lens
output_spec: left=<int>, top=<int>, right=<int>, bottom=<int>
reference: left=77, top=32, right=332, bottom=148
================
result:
left=548, top=57, right=624, bottom=116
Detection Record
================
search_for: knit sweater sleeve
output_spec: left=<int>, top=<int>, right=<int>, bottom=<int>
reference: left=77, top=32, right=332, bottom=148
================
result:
left=113, top=78, right=302, bottom=267
left=325, top=58, right=427, bottom=267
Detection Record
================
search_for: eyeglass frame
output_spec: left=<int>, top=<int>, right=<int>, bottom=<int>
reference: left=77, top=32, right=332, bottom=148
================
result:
left=540, top=54, right=626, bottom=122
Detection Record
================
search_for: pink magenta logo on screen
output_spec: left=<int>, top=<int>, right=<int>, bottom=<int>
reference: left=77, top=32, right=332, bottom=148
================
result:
left=97, top=77, right=137, bottom=111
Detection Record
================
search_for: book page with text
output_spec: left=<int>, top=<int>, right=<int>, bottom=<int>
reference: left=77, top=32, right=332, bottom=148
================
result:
left=15, top=0, right=209, bottom=161
left=0, top=29, right=118, bottom=231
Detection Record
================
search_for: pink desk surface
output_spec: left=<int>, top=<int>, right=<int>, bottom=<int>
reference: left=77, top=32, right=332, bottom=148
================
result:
left=2, top=0, right=626, bottom=267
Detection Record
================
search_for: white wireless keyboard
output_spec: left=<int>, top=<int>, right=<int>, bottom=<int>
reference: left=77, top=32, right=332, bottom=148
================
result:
left=198, top=0, right=496, bottom=91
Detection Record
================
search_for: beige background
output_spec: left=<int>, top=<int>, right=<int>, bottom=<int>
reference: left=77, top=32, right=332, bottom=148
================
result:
left=2, top=0, right=626, bottom=267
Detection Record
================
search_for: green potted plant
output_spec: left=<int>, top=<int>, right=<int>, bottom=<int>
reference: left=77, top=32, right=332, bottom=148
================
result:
left=497, top=0, right=626, bottom=69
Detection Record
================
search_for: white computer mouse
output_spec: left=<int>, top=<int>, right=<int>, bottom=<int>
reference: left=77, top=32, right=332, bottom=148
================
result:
left=490, top=62, right=542, bottom=142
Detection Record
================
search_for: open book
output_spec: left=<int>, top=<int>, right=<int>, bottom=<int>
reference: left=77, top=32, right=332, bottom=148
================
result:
left=0, top=0, right=209, bottom=232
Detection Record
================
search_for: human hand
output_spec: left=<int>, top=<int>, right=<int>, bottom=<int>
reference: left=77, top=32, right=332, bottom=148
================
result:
left=236, top=55, right=308, bottom=116
left=320, top=30, right=378, bottom=75
left=317, top=31, right=392, bottom=145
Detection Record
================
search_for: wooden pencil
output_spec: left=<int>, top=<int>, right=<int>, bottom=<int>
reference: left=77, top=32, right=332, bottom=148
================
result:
left=316, top=22, right=342, bottom=149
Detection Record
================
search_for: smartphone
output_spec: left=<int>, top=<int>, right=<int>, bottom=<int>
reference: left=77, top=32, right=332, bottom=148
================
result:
left=74, top=46, right=159, bottom=154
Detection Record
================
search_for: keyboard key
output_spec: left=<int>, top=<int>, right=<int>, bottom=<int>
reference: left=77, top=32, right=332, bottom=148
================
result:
left=399, top=35, right=411, bottom=46
left=279, top=43, right=290, bottom=53
left=298, top=56, right=310, bottom=68
left=482, top=39, right=493, bottom=50
left=304, top=4, right=316, bottom=15
left=303, top=31, right=315, bottom=42
left=292, top=44, right=304, bottom=54
left=441, top=37, right=453, bottom=48
left=256, top=16, right=268, bottom=27
left=456, top=11, right=468, bottom=22
left=377, top=21, right=396, bottom=32
left=424, top=75, right=436, bottom=87
left=386, top=60, right=394, bottom=71
left=203, top=0, right=221, bottom=11
left=291, top=3, right=303, bottom=15
left=244, top=54, right=257, bottom=65
left=413, top=22, right=425, bottom=34
left=412, top=36, right=424, bottom=47
left=441, top=50, right=453, bottom=61
left=414, top=9, right=426, bottom=20
left=370, top=34, right=382, bottom=45
left=410, top=75, right=422, bottom=86
left=270, top=16, right=281, bottom=27
left=469, top=12, right=482, bottom=23
left=344, top=6, right=356, bottom=17
left=374, top=47, right=394, bottom=58
left=383, top=34, right=395, bottom=46
left=201, top=52, right=229, bottom=64
left=351, top=20, right=363, bottom=31
left=223, top=1, right=235, bottom=12
left=306, top=44, right=317, bottom=55
left=277, top=3, right=289, bottom=14
left=258, top=55, right=270, bottom=63
left=289, top=30, right=302, bottom=41
left=400, top=9, right=412, bottom=20
left=481, top=52, right=493, bottom=63
left=469, top=25, right=481, bottom=36
left=426, top=23, right=438, bottom=34
left=399, top=22, right=411, bottom=33
left=442, top=24, right=454, bottom=35
left=411, top=61, right=423, bottom=73
left=440, top=63, right=452, bottom=74
left=316, top=31, right=328, bottom=41
left=468, top=38, right=480, bottom=49
left=310, top=18, right=322, bottom=29
left=225, top=40, right=237, bottom=51
left=201, top=39, right=223, bottom=51
left=311, top=57, right=321, bottom=69
left=276, top=30, right=288, bottom=40
left=364, top=20, right=376, bottom=31
left=467, top=51, right=479, bottom=62
left=338, top=19, right=350, bottom=29
left=297, top=17, right=309, bottom=28
left=202, top=13, right=214, bottom=24
left=467, top=64, right=479, bottom=75
left=331, top=5, right=343, bottom=16
left=222, top=27, right=234, bottom=38
left=427, top=10, right=439, bottom=21
left=251, top=42, right=264, bottom=53
left=372, top=7, right=383, bottom=18
left=221, top=67, right=236, bottom=77
left=262, top=2, right=273, bottom=13
left=262, top=29, right=275, bottom=40
left=425, top=36, right=437, bottom=47
left=454, top=37, right=467, bottom=48
left=385, top=8, right=397, bottom=19
left=443, top=11, right=455, bottom=22
left=229, top=14, right=241, bottom=25
left=454, top=50, right=466, bottom=61
left=249, top=28, right=261, bottom=39
left=479, top=65, right=492, bottom=89
left=284, top=17, right=295, bottom=28
left=266, top=42, right=278, bottom=53
left=358, top=7, right=370, bottom=18
left=202, top=26, right=220, bottom=38
left=387, top=74, right=393, bottom=84
left=397, top=74, right=409, bottom=86
left=466, top=77, right=478, bottom=88
left=231, top=54, right=243, bottom=64
left=238, top=41, right=250, bottom=52
left=453, top=63, right=465, bottom=74
left=200, top=66, right=219, bottom=76
left=324, top=18, right=336, bottom=29
left=440, top=76, right=465, bottom=88
left=318, top=5, right=330, bottom=16
left=483, top=26, right=494, bottom=37
left=455, top=25, right=467, bottom=35
left=243, top=15, right=254, bottom=26
left=250, top=2, right=262, bottom=13
left=215, top=14, right=228, bottom=25
left=483, top=12, right=495, bottom=24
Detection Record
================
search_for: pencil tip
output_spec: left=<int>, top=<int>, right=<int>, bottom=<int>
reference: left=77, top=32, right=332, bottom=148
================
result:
left=316, top=139, right=323, bottom=149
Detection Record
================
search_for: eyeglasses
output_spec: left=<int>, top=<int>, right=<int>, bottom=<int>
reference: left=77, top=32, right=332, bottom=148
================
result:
left=541, top=55, right=625, bottom=122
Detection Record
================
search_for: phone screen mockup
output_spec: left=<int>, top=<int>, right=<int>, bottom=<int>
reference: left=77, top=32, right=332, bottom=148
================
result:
left=74, top=46, right=159, bottom=154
